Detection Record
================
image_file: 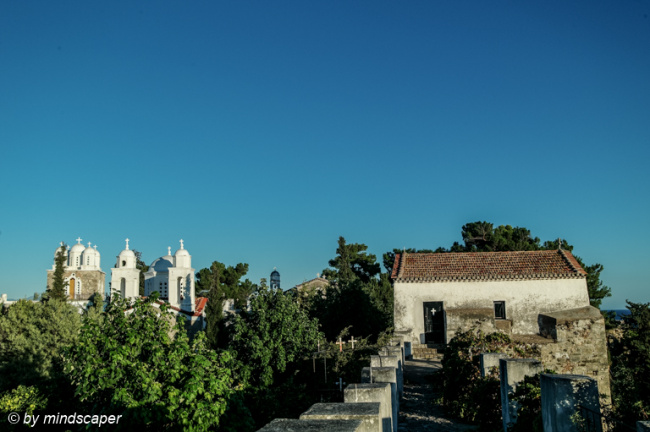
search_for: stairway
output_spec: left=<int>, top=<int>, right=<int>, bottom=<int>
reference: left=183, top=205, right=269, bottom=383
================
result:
left=411, top=343, right=443, bottom=361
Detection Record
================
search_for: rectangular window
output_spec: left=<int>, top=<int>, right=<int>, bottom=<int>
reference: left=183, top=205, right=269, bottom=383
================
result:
left=494, top=301, right=506, bottom=319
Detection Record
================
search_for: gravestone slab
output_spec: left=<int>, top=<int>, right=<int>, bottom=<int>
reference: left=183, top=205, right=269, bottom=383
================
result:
left=370, top=355, right=403, bottom=396
left=300, top=403, right=381, bottom=432
left=500, top=358, right=543, bottom=431
left=638, top=421, right=650, bottom=432
left=361, top=367, right=398, bottom=432
left=541, top=374, right=602, bottom=432
left=344, top=383, right=392, bottom=432
left=480, top=353, right=507, bottom=378
left=257, top=418, right=363, bottom=431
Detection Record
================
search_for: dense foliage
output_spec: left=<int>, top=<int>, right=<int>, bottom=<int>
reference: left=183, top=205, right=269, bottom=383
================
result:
left=64, top=294, right=235, bottom=431
left=610, top=301, right=650, bottom=424
left=0, top=298, right=80, bottom=394
left=231, top=283, right=322, bottom=389
left=196, top=261, right=255, bottom=349
left=49, top=245, right=68, bottom=300
left=439, top=326, right=539, bottom=431
left=314, top=236, right=392, bottom=341
left=508, top=372, right=549, bottom=432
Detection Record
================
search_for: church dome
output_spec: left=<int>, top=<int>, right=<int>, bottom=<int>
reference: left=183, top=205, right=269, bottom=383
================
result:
left=84, top=244, right=97, bottom=257
left=151, top=257, right=173, bottom=272
left=174, top=239, right=190, bottom=257
left=116, top=238, right=136, bottom=268
left=174, top=239, right=191, bottom=268
left=54, top=244, right=68, bottom=258
left=70, top=242, right=85, bottom=254
left=119, top=248, right=135, bottom=259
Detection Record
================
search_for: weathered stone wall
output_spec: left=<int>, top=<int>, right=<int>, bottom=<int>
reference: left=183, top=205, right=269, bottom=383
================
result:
left=445, top=308, right=496, bottom=343
left=538, top=307, right=611, bottom=403
left=46, top=269, right=105, bottom=300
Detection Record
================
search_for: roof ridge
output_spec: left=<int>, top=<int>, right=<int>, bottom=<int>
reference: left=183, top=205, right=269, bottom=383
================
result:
left=397, top=252, right=406, bottom=279
left=557, top=249, right=586, bottom=275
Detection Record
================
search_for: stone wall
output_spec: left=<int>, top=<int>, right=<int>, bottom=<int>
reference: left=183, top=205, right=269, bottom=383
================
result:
left=46, top=269, right=105, bottom=300
left=445, top=308, right=496, bottom=343
left=538, top=306, right=611, bottom=403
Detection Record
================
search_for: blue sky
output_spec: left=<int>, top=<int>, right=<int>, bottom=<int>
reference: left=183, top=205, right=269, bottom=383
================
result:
left=0, top=1, right=648, bottom=309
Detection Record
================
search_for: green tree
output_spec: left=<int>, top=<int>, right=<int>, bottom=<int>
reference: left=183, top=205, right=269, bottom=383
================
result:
left=316, top=237, right=390, bottom=340
left=196, top=261, right=255, bottom=349
left=64, top=294, right=235, bottom=431
left=49, top=244, right=68, bottom=301
left=0, top=299, right=81, bottom=393
left=231, top=284, right=322, bottom=389
left=322, top=236, right=380, bottom=287
left=610, top=301, right=650, bottom=423
left=0, top=298, right=81, bottom=421
left=133, top=250, right=149, bottom=296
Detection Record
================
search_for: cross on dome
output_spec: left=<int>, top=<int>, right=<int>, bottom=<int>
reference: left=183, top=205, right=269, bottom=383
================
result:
left=125, top=238, right=130, bottom=250
left=168, top=247, right=172, bottom=255
left=88, top=242, right=92, bottom=248
left=76, top=237, right=82, bottom=244
left=94, top=245, right=97, bottom=250
left=180, top=239, right=184, bottom=249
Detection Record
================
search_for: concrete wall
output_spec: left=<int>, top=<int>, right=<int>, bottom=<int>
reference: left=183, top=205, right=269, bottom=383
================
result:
left=394, top=278, right=589, bottom=344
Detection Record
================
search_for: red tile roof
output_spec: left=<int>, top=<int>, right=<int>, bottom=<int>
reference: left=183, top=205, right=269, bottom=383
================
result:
left=155, top=296, right=208, bottom=316
left=391, top=250, right=587, bottom=282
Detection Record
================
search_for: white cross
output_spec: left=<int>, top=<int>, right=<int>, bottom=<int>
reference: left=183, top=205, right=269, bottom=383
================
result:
left=76, top=237, right=82, bottom=244
left=88, top=242, right=92, bottom=248
left=336, top=338, right=345, bottom=352
left=348, top=336, right=357, bottom=349
left=168, top=247, right=171, bottom=255
left=125, top=238, right=130, bottom=250
left=180, top=239, right=184, bottom=249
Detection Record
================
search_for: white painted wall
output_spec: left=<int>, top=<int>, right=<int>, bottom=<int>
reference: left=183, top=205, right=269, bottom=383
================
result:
left=394, top=278, right=589, bottom=344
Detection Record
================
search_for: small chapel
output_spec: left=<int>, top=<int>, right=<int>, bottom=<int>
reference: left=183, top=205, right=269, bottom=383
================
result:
left=46, top=238, right=105, bottom=300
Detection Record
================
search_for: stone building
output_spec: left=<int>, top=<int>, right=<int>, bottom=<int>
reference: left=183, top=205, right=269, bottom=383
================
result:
left=293, top=275, right=330, bottom=297
left=391, top=249, right=590, bottom=344
left=392, top=248, right=612, bottom=400
left=46, top=238, right=105, bottom=300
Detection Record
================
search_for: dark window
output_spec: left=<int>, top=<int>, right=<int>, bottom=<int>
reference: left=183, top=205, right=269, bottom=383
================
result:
left=494, top=301, right=506, bottom=319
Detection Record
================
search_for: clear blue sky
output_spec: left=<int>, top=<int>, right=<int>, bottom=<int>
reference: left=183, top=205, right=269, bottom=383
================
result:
left=1, top=1, right=648, bottom=309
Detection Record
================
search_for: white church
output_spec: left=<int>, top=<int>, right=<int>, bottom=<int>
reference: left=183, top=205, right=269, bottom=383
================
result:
left=110, top=239, right=205, bottom=332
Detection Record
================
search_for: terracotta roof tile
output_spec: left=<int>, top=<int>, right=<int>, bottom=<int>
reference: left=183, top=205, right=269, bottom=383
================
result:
left=391, top=250, right=587, bottom=282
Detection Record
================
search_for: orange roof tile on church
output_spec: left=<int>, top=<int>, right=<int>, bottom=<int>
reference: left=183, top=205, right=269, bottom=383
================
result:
left=391, top=249, right=587, bottom=282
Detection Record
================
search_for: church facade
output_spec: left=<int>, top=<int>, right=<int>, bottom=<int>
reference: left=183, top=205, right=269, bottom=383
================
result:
left=46, top=238, right=105, bottom=300
left=391, top=249, right=590, bottom=345
left=110, top=239, right=203, bottom=333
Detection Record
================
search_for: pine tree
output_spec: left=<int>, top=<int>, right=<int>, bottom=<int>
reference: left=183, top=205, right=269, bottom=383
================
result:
left=50, top=245, right=68, bottom=301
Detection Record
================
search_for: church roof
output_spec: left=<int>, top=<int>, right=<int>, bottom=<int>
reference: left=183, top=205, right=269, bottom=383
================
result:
left=156, top=296, right=208, bottom=317
left=391, top=249, right=587, bottom=282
